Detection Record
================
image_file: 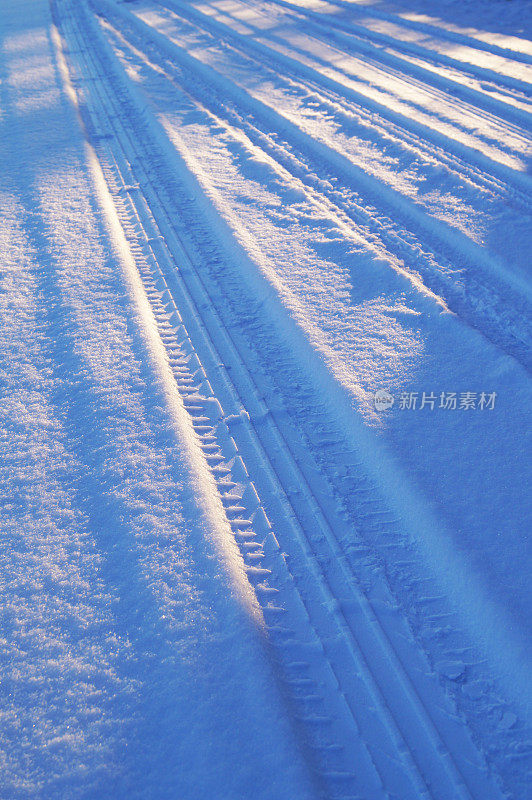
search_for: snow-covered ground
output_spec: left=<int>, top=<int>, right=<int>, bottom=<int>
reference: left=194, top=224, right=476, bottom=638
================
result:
left=0, top=0, right=530, bottom=798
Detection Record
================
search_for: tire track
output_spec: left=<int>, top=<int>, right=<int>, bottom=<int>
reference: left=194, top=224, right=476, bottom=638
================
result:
left=130, top=0, right=529, bottom=205
left=96, top=1, right=531, bottom=368
left=54, top=1, right=509, bottom=799
left=157, top=0, right=532, bottom=194
left=207, top=0, right=532, bottom=126
left=253, top=0, right=532, bottom=97
left=54, top=6, right=388, bottom=798
left=275, top=0, right=532, bottom=66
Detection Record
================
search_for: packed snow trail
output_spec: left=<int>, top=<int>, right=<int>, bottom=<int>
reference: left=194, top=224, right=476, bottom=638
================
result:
left=2, top=0, right=531, bottom=798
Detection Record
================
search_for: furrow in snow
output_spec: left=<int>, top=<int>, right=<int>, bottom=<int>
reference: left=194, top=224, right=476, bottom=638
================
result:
left=203, top=0, right=532, bottom=124
left=96, top=0, right=531, bottom=368
left=54, top=2, right=523, bottom=799
left=55, top=4, right=396, bottom=796
left=161, top=0, right=532, bottom=172
left=298, top=0, right=532, bottom=62
left=259, top=0, right=532, bottom=94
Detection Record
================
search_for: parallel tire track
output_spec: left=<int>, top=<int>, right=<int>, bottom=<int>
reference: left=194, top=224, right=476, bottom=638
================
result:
left=271, top=0, right=532, bottom=67
left=54, top=7, right=386, bottom=799
left=213, top=0, right=532, bottom=127
left=130, top=0, right=530, bottom=206
left=98, top=0, right=531, bottom=368
left=158, top=0, right=532, bottom=196
left=54, top=1, right=509, bottom=799
left=257, top=0, right=532, bottom=99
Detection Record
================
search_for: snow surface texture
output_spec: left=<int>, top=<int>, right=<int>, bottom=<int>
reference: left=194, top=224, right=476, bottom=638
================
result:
left=0, top=4, right=315, bottom=799
left=0, top=0, right=531, bottom=798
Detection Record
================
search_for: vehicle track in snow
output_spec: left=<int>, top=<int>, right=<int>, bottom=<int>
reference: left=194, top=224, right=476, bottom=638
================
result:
left=52, top=1, right=526, bottom=798
left=93, top=0, right=531, bottom=369
left=157, top=0, right=532, bottom=194
left=293, top=0, right=532, bottom=66
left=199, top=0, right=532, bottom=141
left=251, top=0, right=532, bottom=107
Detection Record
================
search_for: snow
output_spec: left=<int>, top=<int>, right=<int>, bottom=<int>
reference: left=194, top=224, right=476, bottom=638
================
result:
left=0, top=3, right=314, bottom=797
left=1, top=0, right=531, bottom=797
left=102, top=0, right=531, bottom=676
